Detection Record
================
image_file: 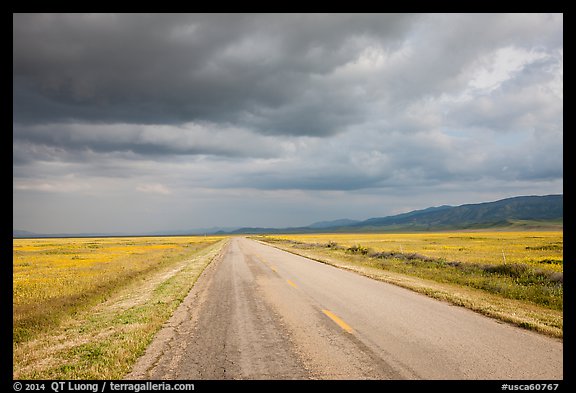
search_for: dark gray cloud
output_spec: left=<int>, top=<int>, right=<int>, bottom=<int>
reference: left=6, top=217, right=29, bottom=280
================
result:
left=13, top=13, right=563, bottom=233
left=13, top=13, right=418, bottom=136
left=12, top=122, right=284, bottom=163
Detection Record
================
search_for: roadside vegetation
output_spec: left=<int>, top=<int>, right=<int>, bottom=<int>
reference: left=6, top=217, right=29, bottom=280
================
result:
left=13, top=236, right=227, bottom=379
left=254, top=232, right=563, bottom=338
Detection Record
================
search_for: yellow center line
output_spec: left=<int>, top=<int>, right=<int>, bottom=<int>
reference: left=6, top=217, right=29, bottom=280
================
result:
left=322, top=309, right=354, bottom=334
left=286, top=279, right=298, bottom=288
left=255, top=256, right=277, bottom=273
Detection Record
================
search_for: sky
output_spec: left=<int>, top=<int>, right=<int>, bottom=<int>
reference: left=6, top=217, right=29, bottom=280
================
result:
left=13, top=13, right=563, bottom=234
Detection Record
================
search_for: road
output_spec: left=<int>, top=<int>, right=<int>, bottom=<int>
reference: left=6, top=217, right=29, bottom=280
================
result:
left=126, top=237, right=563, bottom=380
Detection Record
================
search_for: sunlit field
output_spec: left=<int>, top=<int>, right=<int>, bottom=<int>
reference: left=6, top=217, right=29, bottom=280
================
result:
left=13, top=236, right=223, bottom=344
left=265, top=232, right=563, bottom=272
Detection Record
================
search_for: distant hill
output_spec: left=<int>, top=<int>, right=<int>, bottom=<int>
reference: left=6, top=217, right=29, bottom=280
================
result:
left=13, top=230, right=38, bottom=238
left=229, top=194, right=562, bottom=234
left=353, top=195, right=563, bottom=231
left=308, top=219, right=360, bottom=229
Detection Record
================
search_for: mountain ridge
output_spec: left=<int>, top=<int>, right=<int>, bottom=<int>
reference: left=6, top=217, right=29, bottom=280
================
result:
left=227, top=194, right=562, bottom=234
left=353, top=194, right=562, bottom=230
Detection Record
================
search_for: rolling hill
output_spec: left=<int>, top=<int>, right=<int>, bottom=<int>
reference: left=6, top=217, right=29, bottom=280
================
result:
left=229, top=194, right=563, bottom=234
left=352, top=194, right=563, bottom=231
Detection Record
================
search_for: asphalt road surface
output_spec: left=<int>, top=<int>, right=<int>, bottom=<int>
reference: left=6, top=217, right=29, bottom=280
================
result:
left=126, top=237, right=563, bottom=380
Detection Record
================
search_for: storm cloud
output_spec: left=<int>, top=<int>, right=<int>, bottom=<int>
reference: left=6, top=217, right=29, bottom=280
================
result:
left=13, top=13, right=563, bottom=233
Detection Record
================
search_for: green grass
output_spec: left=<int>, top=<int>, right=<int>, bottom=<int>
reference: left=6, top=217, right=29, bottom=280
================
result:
left=366, top=254, right=562, bottom=310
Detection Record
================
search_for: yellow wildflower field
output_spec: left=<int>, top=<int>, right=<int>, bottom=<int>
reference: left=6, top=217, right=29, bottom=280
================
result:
left=267, top=231, right=563, bottom=272
left=13, top=236, right=223, bottom=343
